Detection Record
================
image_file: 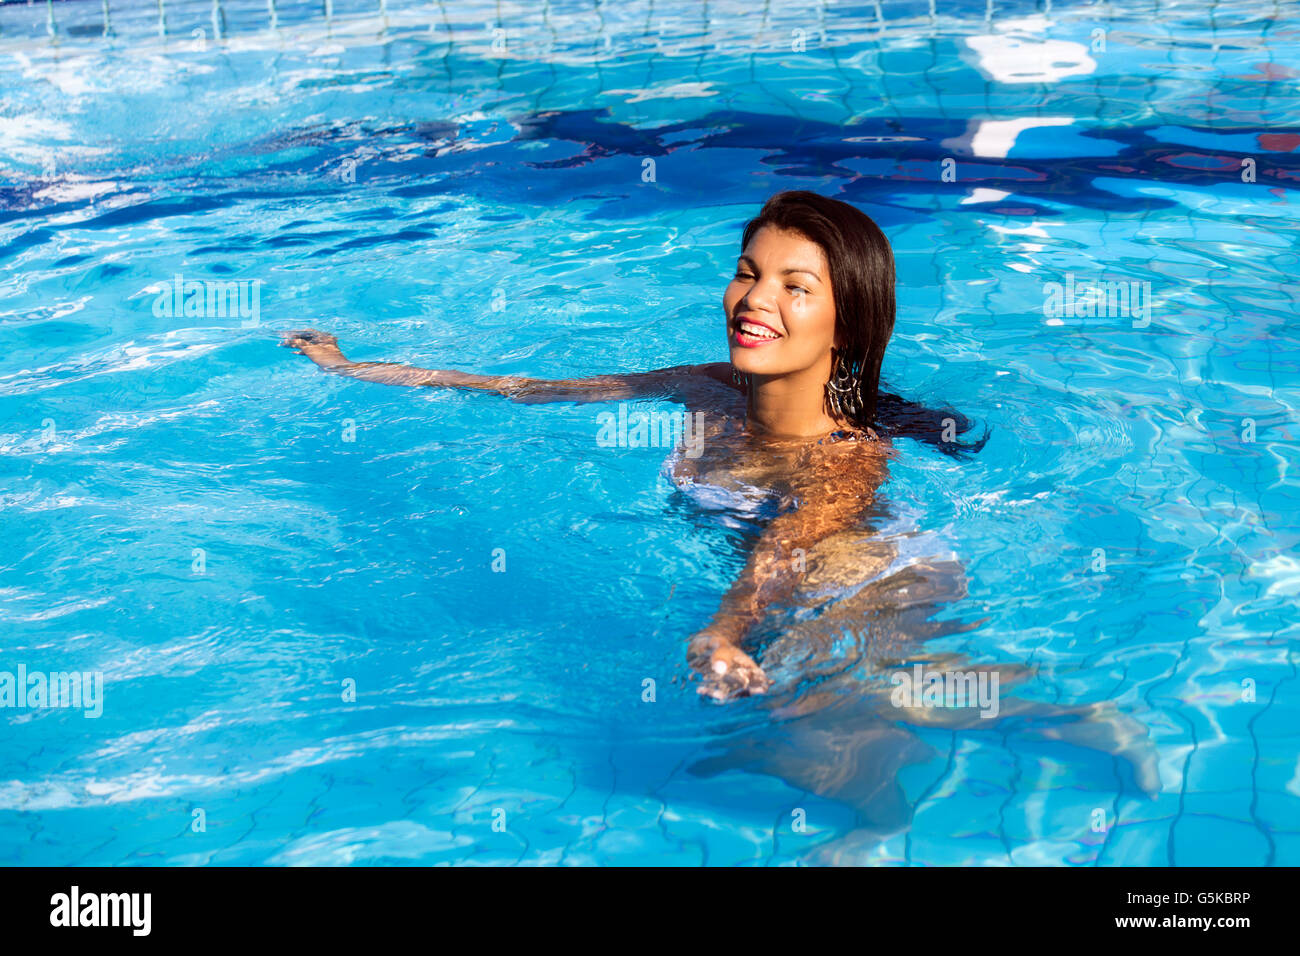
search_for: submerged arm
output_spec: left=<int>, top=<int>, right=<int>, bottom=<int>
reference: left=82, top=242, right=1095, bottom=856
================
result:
left=691, top=443, right=889, bottom=700
left=280, top=329, right=732, bottom=404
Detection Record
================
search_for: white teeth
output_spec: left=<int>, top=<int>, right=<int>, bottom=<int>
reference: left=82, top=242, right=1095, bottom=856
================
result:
left=739, top=322, right=779, bottom=340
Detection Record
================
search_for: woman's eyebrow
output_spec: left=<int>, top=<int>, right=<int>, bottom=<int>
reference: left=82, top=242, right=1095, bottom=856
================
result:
left=736, top=256, right=824, bottom=281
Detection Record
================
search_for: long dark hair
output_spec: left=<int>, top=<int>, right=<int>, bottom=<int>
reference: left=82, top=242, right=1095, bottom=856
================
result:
left=741, top=190, right=988, bottom=458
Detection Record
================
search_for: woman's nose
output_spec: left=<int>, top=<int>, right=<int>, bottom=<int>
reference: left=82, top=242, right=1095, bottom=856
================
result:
left=741, top=280, right=779, bottom=312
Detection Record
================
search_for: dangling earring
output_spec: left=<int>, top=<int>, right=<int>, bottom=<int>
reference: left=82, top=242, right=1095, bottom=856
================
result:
left=731, top=366, right=748, bottom=388
left=825, top=352, right=863, bottom=419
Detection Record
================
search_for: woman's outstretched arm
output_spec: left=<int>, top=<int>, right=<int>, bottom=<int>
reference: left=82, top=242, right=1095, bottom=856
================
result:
left=280, top=329, right=732, bottom=404
left=689, top=441, right=891, bottom=700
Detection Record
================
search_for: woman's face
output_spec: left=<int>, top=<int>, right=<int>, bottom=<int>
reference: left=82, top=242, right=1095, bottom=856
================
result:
left=724, top=225, right=838, bottom=380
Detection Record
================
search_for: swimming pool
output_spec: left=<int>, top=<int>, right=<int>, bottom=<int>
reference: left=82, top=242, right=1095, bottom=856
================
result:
left=1, top=0, right=1296, bottom=866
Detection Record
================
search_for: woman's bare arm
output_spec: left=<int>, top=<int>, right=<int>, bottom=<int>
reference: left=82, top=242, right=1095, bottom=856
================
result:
left=280, top=329, right=733, bottom=404
left=690, top=442, right=889, bottom=700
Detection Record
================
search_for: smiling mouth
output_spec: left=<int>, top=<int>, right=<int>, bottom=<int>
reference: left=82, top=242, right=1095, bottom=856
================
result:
left=733, top=318, right=782, bottom=346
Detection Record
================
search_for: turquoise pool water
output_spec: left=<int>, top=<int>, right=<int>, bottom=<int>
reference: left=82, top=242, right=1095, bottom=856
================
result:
left=1, top=0, right=1297, bottom=866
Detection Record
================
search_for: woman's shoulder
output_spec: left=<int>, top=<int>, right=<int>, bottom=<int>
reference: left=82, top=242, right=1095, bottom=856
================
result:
left=643, top=362, right=737, bottom=389
left=690, top=362, right=739, bottom=387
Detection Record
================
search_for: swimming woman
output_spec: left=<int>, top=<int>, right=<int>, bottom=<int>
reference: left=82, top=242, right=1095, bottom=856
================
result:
left=282, top=190, right=981, bottom=702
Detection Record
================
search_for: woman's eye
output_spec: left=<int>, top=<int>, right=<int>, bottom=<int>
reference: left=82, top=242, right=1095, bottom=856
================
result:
left=733, top=271, right=753, bottom=280
left=788, top=285, right=808, bottom=295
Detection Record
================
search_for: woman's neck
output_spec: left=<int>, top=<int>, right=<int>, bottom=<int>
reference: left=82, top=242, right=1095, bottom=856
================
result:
left=745, top=369, right=844, bottom=439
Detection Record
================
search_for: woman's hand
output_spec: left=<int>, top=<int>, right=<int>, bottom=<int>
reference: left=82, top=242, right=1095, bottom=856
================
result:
left=688, top=628, right=771, bottom=701
left=280, top=328, right=335, bottom=346
left=280, top=329, right=351, bottom=369
left=281, top=328, right=339, bottom=352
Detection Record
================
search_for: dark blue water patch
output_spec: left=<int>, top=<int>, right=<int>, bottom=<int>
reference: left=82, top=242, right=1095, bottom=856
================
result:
left=264, top=230, right=355, bottom=248
left=513, top=108, right=671, bottom=159
left=63, top=262, right=131, bottom=291
left=0, top=227, right=54, bottom=264
left=53, top=253, right=94, bottom=268
left=81, top=195, right=226, bottom=229
left=309, top=228, right=440, bottom=256
left=343, top=206, right=402, bottom=222
left=196, top=188, right=345, bottom=208
left=694, top=109, right=1291, bottom=196
left=0, top=186, right=60, bottom=219
left=189, top=242, right=261, bottom=256
left=491, top=107, right=1300, bottom=215
left=93, top=262, right=129, bottom=279
left=767, top=162, right=864, bottom=179
left=1159, top=152, right=1247, bottom=172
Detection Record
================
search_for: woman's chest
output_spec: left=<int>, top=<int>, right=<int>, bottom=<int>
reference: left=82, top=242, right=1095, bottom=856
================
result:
left=662, top=416, right=817, bottom=513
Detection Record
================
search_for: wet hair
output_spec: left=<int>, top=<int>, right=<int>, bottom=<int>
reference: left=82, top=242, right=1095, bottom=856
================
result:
left=740, top=190, right=988, bottom=458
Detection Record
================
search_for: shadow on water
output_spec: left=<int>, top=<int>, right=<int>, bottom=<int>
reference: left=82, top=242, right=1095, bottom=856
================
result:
left=7, top=103, right=1299, bottom=240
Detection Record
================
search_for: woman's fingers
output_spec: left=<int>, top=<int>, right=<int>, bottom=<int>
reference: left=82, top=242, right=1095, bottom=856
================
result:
left=688, top=631, right=771, bottom=701
left=696, top=645, right=771, bottom=701
left=279, top=329, right=313, bottom=351
left=279, top=328, right=338, bottom=350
